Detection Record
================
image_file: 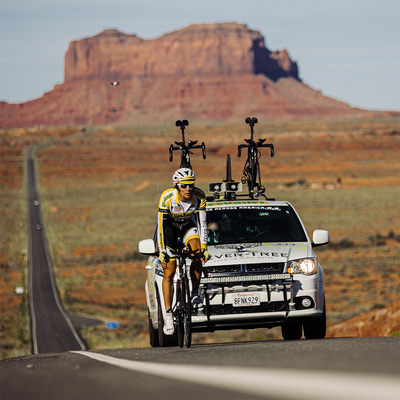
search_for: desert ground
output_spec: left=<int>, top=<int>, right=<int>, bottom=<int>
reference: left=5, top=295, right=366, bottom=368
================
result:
left=1, top=118, right=399, bottom=358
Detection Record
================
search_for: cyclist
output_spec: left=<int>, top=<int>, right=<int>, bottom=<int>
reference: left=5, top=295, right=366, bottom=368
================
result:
left=158, top=168, right=210, bottom=335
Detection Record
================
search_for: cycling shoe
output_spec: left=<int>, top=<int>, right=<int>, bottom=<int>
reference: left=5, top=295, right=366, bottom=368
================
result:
left=191, top=293, right=204, bottom=310
left=163, top=312, right=174, bottom=335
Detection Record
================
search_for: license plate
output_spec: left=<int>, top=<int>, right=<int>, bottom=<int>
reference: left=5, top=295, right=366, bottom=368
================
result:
left=232, top=292, right=260, bottom=307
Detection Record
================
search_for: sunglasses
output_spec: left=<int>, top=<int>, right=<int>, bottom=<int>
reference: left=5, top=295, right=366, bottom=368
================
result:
left=179, top=183, right=194, bottom=189
left=209, top=229, right=220, bottom=235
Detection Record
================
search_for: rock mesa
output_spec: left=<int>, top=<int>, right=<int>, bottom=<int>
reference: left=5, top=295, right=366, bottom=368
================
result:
left=0, top=22, right=392, bottom=128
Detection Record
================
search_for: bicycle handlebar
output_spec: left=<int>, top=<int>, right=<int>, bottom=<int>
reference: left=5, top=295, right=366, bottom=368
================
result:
left=176, top=241, right=200, bottom=261
left=237, top=141, right=274, bottom=158
left=170, top=140, right=204, bottom=151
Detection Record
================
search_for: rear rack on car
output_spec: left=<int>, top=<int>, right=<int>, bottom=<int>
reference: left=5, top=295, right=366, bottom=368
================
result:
left=199, top=273, right=296, bottom=317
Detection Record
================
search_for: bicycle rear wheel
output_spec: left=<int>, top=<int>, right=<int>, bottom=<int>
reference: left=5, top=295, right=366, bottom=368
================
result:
left=183, top=274, right=192, bottom=348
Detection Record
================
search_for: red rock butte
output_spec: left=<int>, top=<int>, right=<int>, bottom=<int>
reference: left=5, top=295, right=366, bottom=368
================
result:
left=0, top=22, right=397, bottom=128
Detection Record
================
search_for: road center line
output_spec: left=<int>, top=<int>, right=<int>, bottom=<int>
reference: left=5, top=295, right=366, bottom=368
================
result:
left=72, top=351, right=399, bottom=400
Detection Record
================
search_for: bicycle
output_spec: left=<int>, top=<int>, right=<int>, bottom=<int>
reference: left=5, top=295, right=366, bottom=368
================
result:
left=172, top=240, right=200, bottom=348
left=169, top=119, right=206, bottom=168
left=162, top=119, right=206, bottom=348
left=237, top=117, right=274, bottom=199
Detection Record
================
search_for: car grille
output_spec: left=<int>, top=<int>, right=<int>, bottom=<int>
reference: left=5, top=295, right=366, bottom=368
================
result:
left=205, top=262, right=284, bottom=276
left=206, top=265, right=242, bottom=274
left=245, top=263, right=284, bottom=273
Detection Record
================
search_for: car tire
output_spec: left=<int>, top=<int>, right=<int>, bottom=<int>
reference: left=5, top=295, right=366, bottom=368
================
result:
left=303, top=299, right=326, bottom=339
left=281, top=321, right=303, bottom=340
left=148, top=310, right=159, bottom=347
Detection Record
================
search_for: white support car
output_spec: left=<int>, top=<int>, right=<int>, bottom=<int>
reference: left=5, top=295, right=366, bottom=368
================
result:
left=139, top=188, right=329, bottom=347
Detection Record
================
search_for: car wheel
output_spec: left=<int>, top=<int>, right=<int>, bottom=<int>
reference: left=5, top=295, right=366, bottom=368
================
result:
left=281, top=321, right=303, bottom=340
left=148, top=310, right=159, bottom=347
left=303, top=299, right=326, bottom=339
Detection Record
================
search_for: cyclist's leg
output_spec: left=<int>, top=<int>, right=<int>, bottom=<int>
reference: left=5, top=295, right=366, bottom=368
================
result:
left=183, top=224, right=203, bottom=309
left=161, top=256, right=176, bottom=310
left=182, top=225, right=202, bottom=288
left=186, top=237, right=202, bottom=287
left=160, top=223, right=178, bottom=311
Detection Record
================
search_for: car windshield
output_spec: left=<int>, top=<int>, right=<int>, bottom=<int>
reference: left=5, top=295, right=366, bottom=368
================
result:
left=207, top=205, right=307, bottom=244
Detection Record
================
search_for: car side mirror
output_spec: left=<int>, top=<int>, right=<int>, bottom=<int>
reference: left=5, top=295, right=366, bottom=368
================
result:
left=139, top=239, right=158, bottom=255
left=312, top=230, right=330, bottom=248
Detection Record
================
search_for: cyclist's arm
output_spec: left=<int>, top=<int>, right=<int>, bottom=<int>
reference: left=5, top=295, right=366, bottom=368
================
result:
left=157, top=189, right=173, bottom=252
left=194, top=188, right=208, bottom=250
left=197, top=209, right=208, bottom=250
left=158, top=211, right=169, bottom=252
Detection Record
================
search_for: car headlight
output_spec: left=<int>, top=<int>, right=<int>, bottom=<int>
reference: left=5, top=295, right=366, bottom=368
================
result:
left=287, top=258, right=317, bottom=275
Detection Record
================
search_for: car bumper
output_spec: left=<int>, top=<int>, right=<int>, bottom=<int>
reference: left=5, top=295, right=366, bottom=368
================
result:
left=191, top=308, right=324, bottom=331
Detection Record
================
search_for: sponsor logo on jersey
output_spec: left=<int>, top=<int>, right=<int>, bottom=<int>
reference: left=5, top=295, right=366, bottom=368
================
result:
left=161, top=192, right=174, bottom=208
left=173, top=204, right=183, bottom=212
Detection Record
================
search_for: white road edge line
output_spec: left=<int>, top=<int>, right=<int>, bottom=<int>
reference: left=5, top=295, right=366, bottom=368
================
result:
left=72, top=351, right=399, bottom=400
left=27, top=150, right=38, bottom=355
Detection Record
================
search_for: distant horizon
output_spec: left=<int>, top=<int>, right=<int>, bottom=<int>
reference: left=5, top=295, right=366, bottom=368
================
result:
left=1, top=0, right=399, bottom=111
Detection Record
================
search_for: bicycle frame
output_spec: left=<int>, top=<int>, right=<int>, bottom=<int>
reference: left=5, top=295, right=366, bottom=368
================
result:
left=169, top=119, right=206, bottom=168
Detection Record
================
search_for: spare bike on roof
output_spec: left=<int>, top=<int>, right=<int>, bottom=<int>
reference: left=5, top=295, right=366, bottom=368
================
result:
left=208, top=117, right=275, bottom=201
left=238, top=117, right=274, bottom=199
left=169, top=120, right=206, bottom=169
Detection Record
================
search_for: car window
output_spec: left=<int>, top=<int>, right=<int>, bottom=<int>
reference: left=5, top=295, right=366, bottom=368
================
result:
left=207, top=205, right=307, bottom=244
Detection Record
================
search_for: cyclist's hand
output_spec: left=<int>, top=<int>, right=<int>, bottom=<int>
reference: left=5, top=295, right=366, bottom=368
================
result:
left=201, top=249, right=211, bottom=263
left=158, top=251, right=170, bottom=265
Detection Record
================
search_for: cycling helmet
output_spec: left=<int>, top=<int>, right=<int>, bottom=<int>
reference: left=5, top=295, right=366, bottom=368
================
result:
left=172, top=168, right=195, bottom=185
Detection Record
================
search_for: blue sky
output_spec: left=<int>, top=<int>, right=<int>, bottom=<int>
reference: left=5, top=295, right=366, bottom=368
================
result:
left=0, top=0, right=399, bottom=110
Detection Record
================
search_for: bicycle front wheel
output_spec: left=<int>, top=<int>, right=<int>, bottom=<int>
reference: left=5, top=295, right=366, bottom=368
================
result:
left=183, top=274, right=192, bottom=348
left=176, top=279, right=184, bottom=348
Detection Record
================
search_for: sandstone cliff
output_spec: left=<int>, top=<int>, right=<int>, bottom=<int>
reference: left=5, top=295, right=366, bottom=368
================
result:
left=0, top=22, right=391, bottom=128
left=65, top=23, right=299, bottom=82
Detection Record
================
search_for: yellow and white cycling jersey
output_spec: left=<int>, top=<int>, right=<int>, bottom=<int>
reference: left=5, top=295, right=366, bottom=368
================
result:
left=158, top=187, right=207, bottom=254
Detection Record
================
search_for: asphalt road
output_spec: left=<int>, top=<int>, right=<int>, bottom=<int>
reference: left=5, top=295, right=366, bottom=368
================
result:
left=26, top=148, right=87, bottom=354
left=1, top=337, right=399, bottom=400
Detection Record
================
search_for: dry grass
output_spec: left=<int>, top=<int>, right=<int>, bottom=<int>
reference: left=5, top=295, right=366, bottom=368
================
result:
left=1, top=118, right=399, bottom=355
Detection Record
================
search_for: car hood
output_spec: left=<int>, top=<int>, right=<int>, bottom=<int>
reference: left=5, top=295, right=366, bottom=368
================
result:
left=207, top=242, right=312, bottom=266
